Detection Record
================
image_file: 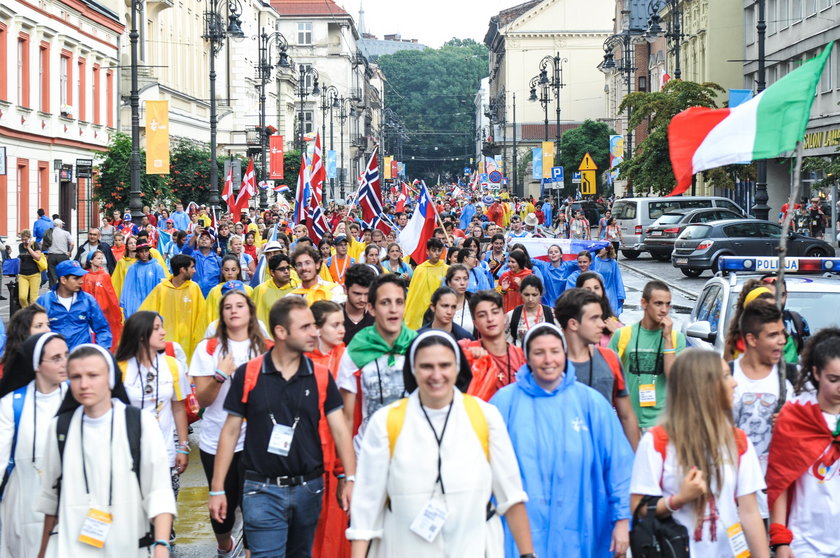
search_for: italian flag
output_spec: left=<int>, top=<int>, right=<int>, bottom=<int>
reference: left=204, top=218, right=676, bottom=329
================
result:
left=668, top=41, right=834, bottom=196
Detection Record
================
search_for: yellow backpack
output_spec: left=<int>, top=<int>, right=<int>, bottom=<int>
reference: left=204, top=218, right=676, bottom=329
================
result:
left=616, top=325, right=679, bottom=360
left=118, top=355, right=184, bottom=400
left=386, top=394, right=489, bottom=461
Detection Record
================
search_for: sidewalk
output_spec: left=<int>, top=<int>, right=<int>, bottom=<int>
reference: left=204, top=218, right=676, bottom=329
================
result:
left=617, top=260, right=699, bottom=302
left=0, top=277, right=50, bottom=324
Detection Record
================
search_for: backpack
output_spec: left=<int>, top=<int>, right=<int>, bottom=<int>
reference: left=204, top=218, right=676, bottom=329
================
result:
left=240, top=353, right=329, bottom=419
left=41, top=228, right=53, bottom=251
left=727, top=360, right=797, bottom=414
left=0, top=386, right=28, bottom=501
left=616, top=325, right=679, bottom=362
left=509, top=305, right=556, bottom=343
left=55, top=405, right=154, bottom=548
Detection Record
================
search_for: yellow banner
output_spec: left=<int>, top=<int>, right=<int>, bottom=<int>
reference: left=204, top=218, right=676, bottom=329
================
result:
left=542, top=141, right=554, bottom=179
left=145, top=100, right=170, bottom=174
left=383, top=156, right=393, bottom=180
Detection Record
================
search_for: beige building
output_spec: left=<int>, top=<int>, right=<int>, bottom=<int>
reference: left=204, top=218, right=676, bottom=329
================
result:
left=484, top=0, right=614, bottom=197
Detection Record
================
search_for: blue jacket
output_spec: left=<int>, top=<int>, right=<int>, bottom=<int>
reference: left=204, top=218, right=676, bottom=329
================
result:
left=467, top=266, right=493, bottom=292
left=459, top=203, right=476, bottom=230
left=33, top=216, right=54, bottom=243
left=491, top=364, right=632, bottom=558
left=181, top=245, right=221, bottom=297
left=541, top=202, right=553, bottom=226
left=593, top=257, right=626, bottom=316
left=533, top=259, right=576, bottom=306
left=171, top=211, right=190, bottom=231
left=36, top=290, right=113, bottom=350
left=120, top=259, right=167, bottom=317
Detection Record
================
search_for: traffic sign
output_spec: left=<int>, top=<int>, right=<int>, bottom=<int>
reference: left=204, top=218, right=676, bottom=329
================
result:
left=76, top=159, right=93, bottom=178
left=479, top=173, right=488, bottom=183
left=572, top=171, right=582, bottom=184
left=580, top=170, right=596, bottom=195
left=552, top=166, right=564, bottom=183
left=579, top=153, right=598, bottom=171
left=464, top=167, right=471, bottom=175
left=488, top=170, right=502, bottom=183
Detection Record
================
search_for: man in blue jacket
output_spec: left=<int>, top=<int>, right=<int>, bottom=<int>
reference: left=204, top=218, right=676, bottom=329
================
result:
left=181, top=228, right=221, bottom=297
left=32, top=209, right=53, bottom=243
left=36, top=260, right=112, bottom=350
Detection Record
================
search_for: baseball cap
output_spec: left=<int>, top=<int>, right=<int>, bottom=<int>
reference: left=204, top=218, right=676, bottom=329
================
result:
left=221, top=280, right=246, bottom=295
left=135, top=242, right=151, bottom=250
left=333, top=234, right=348, bottom=244
left=54, top=219, right=65, bottom=226
left=55, top=260, right=88, bottom=277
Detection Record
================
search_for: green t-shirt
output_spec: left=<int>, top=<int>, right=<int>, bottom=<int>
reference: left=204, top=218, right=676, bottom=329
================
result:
left=608, top=323, right=687, bottom=428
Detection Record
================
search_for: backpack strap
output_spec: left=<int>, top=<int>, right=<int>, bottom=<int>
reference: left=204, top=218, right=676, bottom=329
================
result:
left=205, top=337, right=219, bottom=356
left=312, top=361, right=329, bottom=419
left=541, top=305, right=555, bottom=325
left=595, top=346, right=622, bottom=403
left=164, top=356, right=184, bottom=400
left=241, top=354, right=265, bottom=403
left=462, top=395, right=489, bottom=461
left=164, top=342, right=175, bottom=358
left=616, top=325, right=634, bottom=359
left=386, top=398, right=409, bottom=459
left=123, top=405, right=154, bottom=548
left=510, top=305, right=524, bottom=343
left=0, top=386, right=29, bottom=501
left=118, top=360, right=129, bottom=382
left=733, top=428, right=748, bottom=463
left=789, top=311, right=805, bottom=352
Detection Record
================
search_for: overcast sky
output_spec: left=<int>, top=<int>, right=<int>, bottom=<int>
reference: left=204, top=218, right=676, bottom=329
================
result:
left=337, top=0, right=519, bottom=48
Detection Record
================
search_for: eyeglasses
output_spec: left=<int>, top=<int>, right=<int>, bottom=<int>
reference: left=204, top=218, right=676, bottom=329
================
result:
left=274, top=265, right=291, bottom=272
left=294, top=260, right=315, bottom=269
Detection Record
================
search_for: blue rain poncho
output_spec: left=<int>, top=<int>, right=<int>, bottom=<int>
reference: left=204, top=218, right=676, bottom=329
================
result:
left=593, top=257, right=626, bottom=316
left=119, top=258, right=167, bottom=317
left=490, top=363, right=633, bottom=558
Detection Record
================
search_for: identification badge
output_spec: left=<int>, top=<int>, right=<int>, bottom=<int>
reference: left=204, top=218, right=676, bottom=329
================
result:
left=409, top=498, right=448, bottom=543
left=639, top=384, right=657, bottom=407
left=726, top=523, right=750, bottom=558
left=268, top=423, right=295, bottom=456
left=78, top=508, right=112, bottom=548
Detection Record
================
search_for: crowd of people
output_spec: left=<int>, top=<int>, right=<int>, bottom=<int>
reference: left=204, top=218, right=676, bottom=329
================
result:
left=0, top=187, right=834, bottom=558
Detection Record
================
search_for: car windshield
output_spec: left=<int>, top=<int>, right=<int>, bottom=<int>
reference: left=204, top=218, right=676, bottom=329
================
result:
left=679, top=225, right=711, bottom=239
left=612, top=201, right=636, bottom=220
left=652, top=213, right=685, bottom=225
left=725, top=290, right=840, bottom=339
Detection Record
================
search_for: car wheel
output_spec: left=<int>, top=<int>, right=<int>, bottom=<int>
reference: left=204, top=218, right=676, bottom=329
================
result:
left=622, top=250, right=640, bottom=259
left=806, top=248, right=827, bottom=257
left=681, top=267, right=703, bottom=278
left=652, top=252, right=671, bottom=262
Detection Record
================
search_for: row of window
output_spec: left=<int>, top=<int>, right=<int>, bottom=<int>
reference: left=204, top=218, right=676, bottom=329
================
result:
left=0, top=24, right=115, bottom=127
left=746, top=0, right=838, bottom=41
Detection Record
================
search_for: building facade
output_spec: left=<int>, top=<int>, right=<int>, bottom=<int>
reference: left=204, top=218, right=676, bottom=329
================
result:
left=0, top=0, right=123, bottom=239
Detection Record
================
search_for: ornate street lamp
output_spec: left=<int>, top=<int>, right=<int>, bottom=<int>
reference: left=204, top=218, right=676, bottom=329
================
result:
left=600, top=33, right=636, bottom=159
left=337, top=97, right=355, bottom=200
left=645, top=0, right=685, bottom=79
left=538, top=53, right=567, bottom=166
left=256, top=30, right=289, bottom=209
left=297, top=65, right=320, bottom=151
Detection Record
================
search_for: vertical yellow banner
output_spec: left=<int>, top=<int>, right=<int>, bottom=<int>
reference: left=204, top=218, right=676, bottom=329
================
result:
left=542, top=141, right=554, bottom=179
left=145, top=100, right=170, bottom=174
left=383, top=156, right=393, bottom=179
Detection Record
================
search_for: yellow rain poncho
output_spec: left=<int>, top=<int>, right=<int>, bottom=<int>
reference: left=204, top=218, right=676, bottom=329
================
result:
left=253, top=279, right=298, bottom=327
left=139, top=278, right=206, bottom=357
left=404, top=260, right=448, bottom=329
left=204, top=282, right=255, bottom=327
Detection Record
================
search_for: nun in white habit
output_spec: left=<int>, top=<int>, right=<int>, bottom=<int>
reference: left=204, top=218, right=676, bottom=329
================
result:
left=346, top=330, right=535, bottom=558
left=0, top=332, right=69, bottom=558
left=36, top=344, right=176, bottom=558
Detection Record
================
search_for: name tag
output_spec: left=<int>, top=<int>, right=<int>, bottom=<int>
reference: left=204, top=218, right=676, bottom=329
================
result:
left=268, top=423, right=295, bottom=456
left=78, top=508, right=112, bottom=548
left=639, top=384, right=657, bottom=407
left=409, top=498, right=448, bottom=543
left=726, top=522, right=750, bottom=558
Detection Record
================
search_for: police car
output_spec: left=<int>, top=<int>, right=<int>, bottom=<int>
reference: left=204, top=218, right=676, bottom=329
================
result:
left=681, top=256, right=840, bottom=353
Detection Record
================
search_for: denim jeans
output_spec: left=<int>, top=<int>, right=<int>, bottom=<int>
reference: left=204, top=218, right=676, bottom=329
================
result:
left=242, top=476, right=324, bottom=558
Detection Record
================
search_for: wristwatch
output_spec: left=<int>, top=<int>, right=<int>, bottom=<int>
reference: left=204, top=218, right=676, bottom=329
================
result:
left=520, top=554, right=537, bottom=558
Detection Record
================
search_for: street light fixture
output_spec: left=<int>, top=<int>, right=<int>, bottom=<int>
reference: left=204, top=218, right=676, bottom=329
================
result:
left=601, top=33, right=636, bottom=160
left=257, top=30, right=289, bottom=210
left=319, top=85, right=339, bottom=199
left=337, top=97, right=355, bottom=200
left=528, top=75, right=550, bottom=142
left=297, top=65, right=320, bottom=152
left=202, top=0, right=245, bottom=214
left=645, top=0, right=684, bottom=79
left=538, top=53, right=567, bottom=167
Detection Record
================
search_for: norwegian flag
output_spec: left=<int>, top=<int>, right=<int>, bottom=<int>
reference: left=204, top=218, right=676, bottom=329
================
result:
left=354, top=148, right=388, bottom=229
left=234, top=158, right=256, bottom=214
left=395, top=182, right=409, bottom=213
left=221, top=166, right=235, bottom=214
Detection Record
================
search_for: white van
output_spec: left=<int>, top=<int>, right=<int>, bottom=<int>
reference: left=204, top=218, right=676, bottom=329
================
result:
left=611, top=196, right=747, bottom=259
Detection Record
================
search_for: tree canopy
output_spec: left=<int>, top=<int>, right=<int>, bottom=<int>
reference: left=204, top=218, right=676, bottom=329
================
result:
left=558, top=120, right=616, bottom=196
left=377, top=38, right=488, bottom=181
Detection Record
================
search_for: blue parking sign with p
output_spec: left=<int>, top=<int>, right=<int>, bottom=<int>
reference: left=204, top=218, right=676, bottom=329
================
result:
left=552, top=166, right=564, bottom=182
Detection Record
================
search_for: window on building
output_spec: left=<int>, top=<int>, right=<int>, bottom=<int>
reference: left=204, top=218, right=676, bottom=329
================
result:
left=106, top=70, right=114, bottom=127
left=17, top=160, right=29, bottom=232
left=39, top=43, right=50, bottom=112
left=791, top=0, right=802, bottom=21
left=17, top=35, right=29, bottom=108
left=302, top=64, right=315, bottom=91
left=92, top=64, right=100, bottom=125
left=745, top=6, right=756, bottom=44
left=302, top=110, right=314, bottom=134
left=0, top=24, right=6, bottom=101
left=767, top=0, right=777, bottom=34
left=60, top=53, right=71, bottom=110
left=38, top=162, right=49, bottom=211
left=819, top=0, right=830, bottom=9
left=806, top=0, right=817, bottom=14
left=77, top=58, right=86, bottom=121
left=297, top=22, right=312, bottom=45
left=820, top=49, right=833, bottom=92
left=780, top=0, right=789, bottom=28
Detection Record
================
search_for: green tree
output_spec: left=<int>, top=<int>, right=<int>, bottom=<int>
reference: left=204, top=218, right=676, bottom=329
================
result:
left=558, top=120, right=616, bottom=196
left=617, top=80, right=754, bottom=194
left=93, top=132, right=169, bottom=212
left=168, top=138, right=224, bottom=205
left=377, top=39, right=488, bottom=180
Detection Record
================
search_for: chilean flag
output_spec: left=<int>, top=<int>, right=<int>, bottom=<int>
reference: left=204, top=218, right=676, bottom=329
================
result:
left=398, top=181, right=436, bottom=263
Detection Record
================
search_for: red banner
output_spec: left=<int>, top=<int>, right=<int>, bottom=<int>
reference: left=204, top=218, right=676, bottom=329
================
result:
left=391, top=159, right=399, bottom=179
left=269, top=135, right=284, bottom=179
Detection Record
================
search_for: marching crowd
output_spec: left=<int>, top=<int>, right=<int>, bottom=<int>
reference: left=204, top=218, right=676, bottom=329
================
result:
left=0, top=187, right=835, bottom=558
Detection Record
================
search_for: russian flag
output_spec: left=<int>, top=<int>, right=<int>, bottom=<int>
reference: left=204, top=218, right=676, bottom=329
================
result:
left=398, top=182, right=437, bottom=263
left=274, top=184, right=290, bottom=194
left=517, top=237, right=611, bottom=262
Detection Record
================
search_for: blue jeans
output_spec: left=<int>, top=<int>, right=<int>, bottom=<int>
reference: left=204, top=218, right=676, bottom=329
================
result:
left=241, top=476, right=324, bottom=558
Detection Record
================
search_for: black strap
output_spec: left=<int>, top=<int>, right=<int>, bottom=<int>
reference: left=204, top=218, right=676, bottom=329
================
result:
left=542, top=305, right=555, bottom=325
left=510, top=306, right=524, bottom=343
left=730, top=360, right=789, bottom=414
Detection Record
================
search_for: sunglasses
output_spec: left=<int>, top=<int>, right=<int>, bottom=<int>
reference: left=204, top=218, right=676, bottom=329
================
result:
left=144, top=371, right=156, bottom=394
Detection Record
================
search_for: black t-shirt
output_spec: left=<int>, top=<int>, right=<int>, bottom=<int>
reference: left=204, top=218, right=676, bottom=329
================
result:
left=224, top=352, right=343, bottom=477
left=18, top=242, right=39, bottom=275
left=343, top=307, right=374, bottom=345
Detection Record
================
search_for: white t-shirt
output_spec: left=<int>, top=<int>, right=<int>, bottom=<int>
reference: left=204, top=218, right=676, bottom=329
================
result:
left=203, top=319, right=271, bottom=339
left=630, top=431, right=766, bottom=557
left=787, top=394, right=840, bottom=558
left=57, top=294, right=75, bottom=311
left=189, top=338, right=257, bottom=454
left=122, top=354, right=189, bottom=468
left=732, top=357, right=795, bottom=517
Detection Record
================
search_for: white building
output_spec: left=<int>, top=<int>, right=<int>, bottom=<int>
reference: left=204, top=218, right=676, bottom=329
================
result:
left=0, top=0, right=122, bottom=240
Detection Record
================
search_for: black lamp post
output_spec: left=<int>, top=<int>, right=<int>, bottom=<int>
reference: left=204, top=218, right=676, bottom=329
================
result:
left=337, top=98, right=356, bottom=200
left=202, top=0, right=245, bottom=213
left=753, top=0, right=770, bottom=220
left=528, top=75, right=550, bottom=142
left=538, top=53, right=567, bottom=166
left=600, top=33, right=636, bottom=160
left=645, top=0, right=684, bottom=79
left=297, top=65, right=320, bottom=152
left=257, top=30, right=289, bottom=210
left=128, top=0, right=142, bottom=224
left=319, top=86, right=339, bottom=199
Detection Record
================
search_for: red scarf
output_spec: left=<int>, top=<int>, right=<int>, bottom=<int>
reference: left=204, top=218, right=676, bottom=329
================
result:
left=766, top=397, right=840, bottom=511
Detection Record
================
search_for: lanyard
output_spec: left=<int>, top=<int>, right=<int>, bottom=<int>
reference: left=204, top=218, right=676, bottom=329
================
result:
left=522, top=305, right=542, bottom=331
left=80, top=409, right=115, bottom=507
left=263, top=357, right=309, bottom=428
left=32, top=384, right=65, bottom=465
left=418, top=395, right=454, bottom=495
left=135, top=358, right=160, bottom=415
left=632, top=324, right=664, bottom=376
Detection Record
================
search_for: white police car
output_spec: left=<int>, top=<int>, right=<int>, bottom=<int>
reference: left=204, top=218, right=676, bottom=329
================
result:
left=681, top=256, right=840, bottom=353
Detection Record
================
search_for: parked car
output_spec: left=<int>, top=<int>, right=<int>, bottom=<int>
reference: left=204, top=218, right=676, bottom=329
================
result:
left=672, top=219, right=834, bottom=277
left=611, top=196, right=747, bottom=259
left=681, top=256, right=840, bottom=353
left=642, top=208, right=743, bottom=261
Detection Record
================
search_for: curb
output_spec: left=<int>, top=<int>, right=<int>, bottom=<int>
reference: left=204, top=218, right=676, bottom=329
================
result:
left=618, top=260, right=699, bottom=302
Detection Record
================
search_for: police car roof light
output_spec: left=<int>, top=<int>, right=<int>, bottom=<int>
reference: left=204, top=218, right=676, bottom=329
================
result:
left=718, top=256, right=840, bottom=275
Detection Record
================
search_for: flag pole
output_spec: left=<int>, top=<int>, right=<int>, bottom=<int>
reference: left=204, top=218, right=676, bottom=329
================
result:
left=423, top=180, right=452, bottom=246
left=347, top=147, right=378, bottom=214
left=775, top=141, right=803, bottom=310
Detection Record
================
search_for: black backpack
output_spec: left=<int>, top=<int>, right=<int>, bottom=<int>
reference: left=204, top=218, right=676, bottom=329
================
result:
left=509, top=304, right=555, bottom=343
left=41, top=228, right=54, bottom=251
left=630, top=495, right=690, bottom=558
left=55, top=405, right=154, bottom=548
